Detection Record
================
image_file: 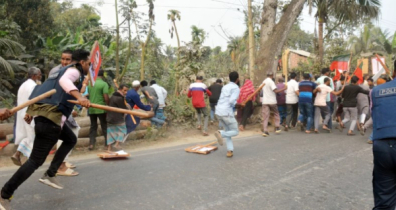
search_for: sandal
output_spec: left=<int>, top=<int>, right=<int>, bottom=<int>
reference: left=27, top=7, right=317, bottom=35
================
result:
left=57, top=168, right=79, bottom=176
left=305, top=131, right=311, bottom=134
left=203, top=132, right=209, bottom=136
left=65, top=162, right=76, bottom=169
left=197, top=126, right=202, bottom=130
left=322, top=125, right=331, bottom=132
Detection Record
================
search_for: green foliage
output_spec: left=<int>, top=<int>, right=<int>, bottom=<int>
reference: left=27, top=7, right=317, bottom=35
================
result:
left=2, top=0, right=54, bottom=49
left=165, top=94, right=196, bottom=125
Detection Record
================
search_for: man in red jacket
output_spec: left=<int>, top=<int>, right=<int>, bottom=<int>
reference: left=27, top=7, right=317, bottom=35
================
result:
left=188, top=76, right=212, bottom=136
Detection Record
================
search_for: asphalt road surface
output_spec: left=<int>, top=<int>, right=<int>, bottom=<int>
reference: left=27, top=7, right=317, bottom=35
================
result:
left=0, top=128, right=374, bottom=210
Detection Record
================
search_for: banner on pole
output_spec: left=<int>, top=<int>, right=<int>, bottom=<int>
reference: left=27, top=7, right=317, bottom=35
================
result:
left=371, top=56, right=385, bottom=75
left=89, top=41, right=102, bottom=86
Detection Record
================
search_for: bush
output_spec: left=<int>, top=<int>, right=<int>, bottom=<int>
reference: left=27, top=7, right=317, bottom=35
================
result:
left=165, top=94, right=196, bottom=125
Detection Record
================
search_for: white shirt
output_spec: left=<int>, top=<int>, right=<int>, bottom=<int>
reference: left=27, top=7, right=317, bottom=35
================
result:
left=286, top=79, right=299, bottom=104
left=14, top=79, right=37, bottom=144
left=262, top=77, right=277, bottom=105
left=314, top=84, right=333, bottom=106
left=151, top=84, right=168, bottom=108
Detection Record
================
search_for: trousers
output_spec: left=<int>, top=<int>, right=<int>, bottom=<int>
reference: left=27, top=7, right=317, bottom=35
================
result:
left=1, top=116, right=77, bottom=199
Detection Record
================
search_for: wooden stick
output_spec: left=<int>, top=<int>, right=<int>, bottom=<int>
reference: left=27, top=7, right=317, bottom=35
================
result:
left=113, top=79, right=137, bottom=124
left=204, top=141, right=218, bottom=147
left=375, top=54, right=393, bottom=80
left=10, top=89, right=56, bottom=114
left=68, top=100, right=154, bottom=119
left=241, top=83, right=265, bottom=106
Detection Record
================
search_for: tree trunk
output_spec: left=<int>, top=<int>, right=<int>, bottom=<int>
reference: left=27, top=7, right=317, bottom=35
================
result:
left=318, top=17, right=324, bottom=64
left=254, top=0, right=305, bottom=86
left=174, top=21, right=181, bottom=95
left=119, top=20, right=132, bottom=81
left=255, top=0, right=277, bottom=84
left=140, top=19, right=153, bottom=80
left=248, top=0, right=255, bottom=79
left=115, top=0, right=120, bottom=80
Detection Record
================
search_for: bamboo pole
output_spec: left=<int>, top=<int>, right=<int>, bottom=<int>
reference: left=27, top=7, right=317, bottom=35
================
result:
left=10, top=89, right=56, bottom=114
left=241, top=83, right=265, bottom=107
left=68, top=100, right=154, bottom=119
left=375, top=54, right=393, bottom=80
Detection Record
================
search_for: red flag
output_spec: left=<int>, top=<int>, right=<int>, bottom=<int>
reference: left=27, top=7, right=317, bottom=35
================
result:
left=353, top=62, right=364, bottom=84
left=330, top=54, right=350, bottom=80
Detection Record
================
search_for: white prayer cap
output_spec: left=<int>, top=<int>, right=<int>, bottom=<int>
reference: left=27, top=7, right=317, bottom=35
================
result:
left=132, top=80, right=140, bottom=87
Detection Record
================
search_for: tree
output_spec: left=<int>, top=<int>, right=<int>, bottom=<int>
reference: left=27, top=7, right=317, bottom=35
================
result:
left=285, top=21, right=315, bottom=52
left=139, top=0, right=155, bottom=80
left=191, top=25, right=206, bottom=45
left=255, top=0, right=306, bottom=85
left=309, top=0, right=380, bottom=63
left=348, top=24, right=393, bottom=56
left=247, top=0, right=255, bottom=79
left=2, top=0, right=54, bottom=49
left=167, top=9, right=181, bottom=94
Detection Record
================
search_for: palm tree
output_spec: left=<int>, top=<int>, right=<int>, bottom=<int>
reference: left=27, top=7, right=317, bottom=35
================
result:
left=167, top=9, right=181, bottom=94
left=0, top=38, right=24, bottom=78
left=349, top=24, right=393, bottom=56
left=309, top=0, right=380, bottom=63
left=191, top=25, right=206, bottom=45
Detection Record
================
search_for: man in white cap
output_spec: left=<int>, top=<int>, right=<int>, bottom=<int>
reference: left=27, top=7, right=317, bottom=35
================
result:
left=124, top=80, right=152, bottom=136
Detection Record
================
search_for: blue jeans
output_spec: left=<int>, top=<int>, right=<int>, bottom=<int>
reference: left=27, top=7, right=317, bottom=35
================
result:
left=210, top=103, right=216, bottom=121
left=216, top=115, right=239, bottom=151
left=326, top=102, right=334, bottom=129
left=278, top=105, right=287, bottom=125
left=369, top=132, right=373, bottom=141
left=156, top=108, right=166, bottom=120
left=298, top=102, right=314, bottom=131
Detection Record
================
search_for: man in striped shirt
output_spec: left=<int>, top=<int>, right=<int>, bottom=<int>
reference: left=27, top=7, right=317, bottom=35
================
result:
left=188, top=76, right=212, bottom=136
left=297, top=73, right=318, bottom=134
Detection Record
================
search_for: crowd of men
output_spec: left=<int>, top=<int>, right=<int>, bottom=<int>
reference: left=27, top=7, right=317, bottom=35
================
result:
left=0, top=50, right=396, bottom=209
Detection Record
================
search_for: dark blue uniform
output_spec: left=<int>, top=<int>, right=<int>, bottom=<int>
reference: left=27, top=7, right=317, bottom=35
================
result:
left=371, top=79, right=396, bottom=210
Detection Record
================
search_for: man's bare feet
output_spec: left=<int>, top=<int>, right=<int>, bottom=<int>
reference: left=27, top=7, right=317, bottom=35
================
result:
left=11, top=151, right=22, bottom=166
left=239, top=125, right=244, bottom=131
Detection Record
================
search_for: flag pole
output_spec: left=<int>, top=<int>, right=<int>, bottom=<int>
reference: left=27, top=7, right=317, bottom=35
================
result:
left=375, top=54, right=393, bottom=81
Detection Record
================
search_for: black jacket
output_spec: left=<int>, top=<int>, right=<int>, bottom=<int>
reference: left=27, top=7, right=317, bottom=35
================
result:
left=107, top=91, right=127, bottom=124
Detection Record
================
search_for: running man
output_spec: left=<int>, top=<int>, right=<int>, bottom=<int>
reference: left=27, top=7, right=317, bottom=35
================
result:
left=214, top=71, right=240, bottom=158
left=0, top=49, right=91, bottom=210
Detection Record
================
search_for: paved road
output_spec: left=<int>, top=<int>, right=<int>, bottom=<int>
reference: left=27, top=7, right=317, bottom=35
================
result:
left=0, top=128, right=374, bottom=210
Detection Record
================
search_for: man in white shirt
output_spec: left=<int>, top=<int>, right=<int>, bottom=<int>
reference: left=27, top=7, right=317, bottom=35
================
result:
left=11, top=67, right=42, bottom=166
left=285, top=72, right=299, bottom=131
left=150, top=80, right=168, bottom=121
left=313, top=77, right=344, bottom=133
left=262, top=72, right=287, bottom=137
left=316, top=68, right=335, bottom=129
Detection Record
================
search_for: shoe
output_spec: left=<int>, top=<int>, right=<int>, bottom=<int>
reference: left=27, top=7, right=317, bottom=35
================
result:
left=0, top=197, right=11, bottom=210
left=337, top=125, right=344, bottom=132
left=214, top=131, right=224, bottom=146
left=275, top=127, right=281, bottom=134
left=284, top=126, right=289, bottom=132
left=210, top=121, right=214, bottom=125
left=262, top=131, right=270, bottom=137
left=367, top=140, right=373, bottom=144
left=39, top=173, right=64, bottom=189
left=347, top=132, right=356, bottom=136
left=226, top=151, right=233, bottom=158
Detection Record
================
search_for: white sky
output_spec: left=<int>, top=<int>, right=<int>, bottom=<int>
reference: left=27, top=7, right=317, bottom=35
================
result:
left=70, top=0, right=396, bottom=50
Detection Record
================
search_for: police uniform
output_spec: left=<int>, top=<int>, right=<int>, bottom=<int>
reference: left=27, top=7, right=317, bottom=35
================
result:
left=371, top=79, right=396, bottom=210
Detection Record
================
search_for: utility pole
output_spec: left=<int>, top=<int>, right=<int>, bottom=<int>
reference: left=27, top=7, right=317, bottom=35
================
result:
left=247, top=0, right=255, bottom=80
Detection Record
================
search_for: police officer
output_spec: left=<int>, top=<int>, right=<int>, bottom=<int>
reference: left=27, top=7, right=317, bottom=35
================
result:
left=371, top=76, right=396, bottom=210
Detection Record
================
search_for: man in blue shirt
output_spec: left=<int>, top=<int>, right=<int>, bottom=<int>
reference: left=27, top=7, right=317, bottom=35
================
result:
left=125, top=80, right=152, bottom=135
left=214, top=71, right=240, bottom=158
left=297, top=73, right=318, bottom=134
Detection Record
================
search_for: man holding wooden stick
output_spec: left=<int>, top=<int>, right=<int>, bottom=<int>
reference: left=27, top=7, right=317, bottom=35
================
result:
left=0, top=49, right=91, bottom=210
